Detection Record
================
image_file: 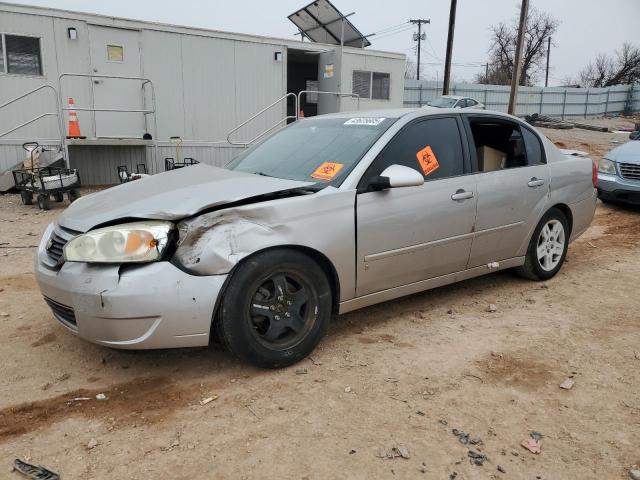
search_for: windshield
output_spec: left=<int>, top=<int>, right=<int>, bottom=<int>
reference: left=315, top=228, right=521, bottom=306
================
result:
left=430, top=97, right=458, bottom=108
left=227, top=116, right=397, bottom=187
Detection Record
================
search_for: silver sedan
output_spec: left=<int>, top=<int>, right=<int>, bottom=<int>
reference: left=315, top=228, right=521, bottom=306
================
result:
left=427, top=95, right=485, bottom=109
left=35, top=108, right=597, bottom=368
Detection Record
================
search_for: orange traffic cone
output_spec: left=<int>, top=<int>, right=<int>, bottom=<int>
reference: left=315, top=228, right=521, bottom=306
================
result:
left=66, top=97, right=83, bottom=139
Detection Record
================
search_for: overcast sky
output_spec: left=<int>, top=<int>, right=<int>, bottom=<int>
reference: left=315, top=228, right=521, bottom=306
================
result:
left=9, top=0, right=640, bottom=85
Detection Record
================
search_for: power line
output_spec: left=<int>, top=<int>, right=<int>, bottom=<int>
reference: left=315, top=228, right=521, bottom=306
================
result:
left=371, top=21, right=410, bottom=35
left=372, top=24, right=414, bottom=41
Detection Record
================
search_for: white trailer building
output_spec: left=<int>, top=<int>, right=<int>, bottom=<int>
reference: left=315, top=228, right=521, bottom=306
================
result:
left=0, top=2, right=405, bottom=185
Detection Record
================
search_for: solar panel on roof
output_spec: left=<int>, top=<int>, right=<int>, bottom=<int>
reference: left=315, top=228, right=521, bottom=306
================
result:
left=288, top=0, right=371, bottom=48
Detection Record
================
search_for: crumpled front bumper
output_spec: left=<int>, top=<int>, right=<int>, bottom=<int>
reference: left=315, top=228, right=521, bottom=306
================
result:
left=598, top=172, right=640, bottom=204
left=35, top=223, right=227, bottom=349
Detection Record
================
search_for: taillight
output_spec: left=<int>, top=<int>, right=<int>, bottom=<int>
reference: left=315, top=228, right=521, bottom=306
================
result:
left=592, top=159, right=598, bottom=188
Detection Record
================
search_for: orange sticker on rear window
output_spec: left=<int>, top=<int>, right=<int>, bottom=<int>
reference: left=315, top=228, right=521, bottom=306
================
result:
left=416, top=145, right=440, bottom=177
left=310, top=162, right=344, bottom=181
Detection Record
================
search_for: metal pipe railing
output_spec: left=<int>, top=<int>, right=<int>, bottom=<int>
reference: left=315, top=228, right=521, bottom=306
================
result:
left=0, top=84, right=64, bottom=143
left=297, top=90, right=360, bottom=114
left=58, top=73, right=159, bottom=172
left=227, top=92, right=298, bottom=146
left=0, top=113, right=60, bottom=138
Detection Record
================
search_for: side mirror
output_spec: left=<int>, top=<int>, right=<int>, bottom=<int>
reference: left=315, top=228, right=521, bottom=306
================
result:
left=369, top=164, right=424, bottom=191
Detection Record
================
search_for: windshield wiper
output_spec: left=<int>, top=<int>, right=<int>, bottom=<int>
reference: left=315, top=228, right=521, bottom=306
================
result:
left=253, top=171, right=274, bottom=178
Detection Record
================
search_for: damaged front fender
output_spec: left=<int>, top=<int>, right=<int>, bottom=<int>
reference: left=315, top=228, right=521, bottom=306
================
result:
left=173, top=188, right=357, bottom=302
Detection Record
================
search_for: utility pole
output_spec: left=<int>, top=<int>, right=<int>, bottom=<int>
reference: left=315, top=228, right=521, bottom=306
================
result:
left=485, top=62, right=489, bottom=81
left=409, top=19, right=430, bottom=80
left=545, top=36, right=551, bottom=87
left=442, top=0, right=457, bottom=95
left=507, top=0, right=529, bottom=115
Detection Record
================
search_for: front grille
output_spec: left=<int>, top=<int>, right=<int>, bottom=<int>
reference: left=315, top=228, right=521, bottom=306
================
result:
left=620, top=163, right=640, bottom=181
left=44, top=296, right=77, bottom=329
left=42, top=225, right=79, bottom=269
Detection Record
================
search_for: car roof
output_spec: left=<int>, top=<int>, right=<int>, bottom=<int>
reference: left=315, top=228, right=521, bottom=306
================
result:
left=438, top=95, right=465, bottom=100
left=316, top=107, right=519, bottom=123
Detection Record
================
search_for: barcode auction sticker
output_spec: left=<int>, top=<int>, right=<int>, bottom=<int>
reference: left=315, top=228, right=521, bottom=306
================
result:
left=416, top=145, right=440, bottom=177
left=311, top=162, right=344, bottom=181
left=344, top=117, right=386, bottom=126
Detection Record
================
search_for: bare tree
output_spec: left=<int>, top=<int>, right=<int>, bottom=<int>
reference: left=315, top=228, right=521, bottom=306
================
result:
left=476, top=6, right=559, bottom=86
left=573, top=43, right=640, bottom=87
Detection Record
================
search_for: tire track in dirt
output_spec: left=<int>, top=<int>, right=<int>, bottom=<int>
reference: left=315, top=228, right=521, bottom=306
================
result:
left=0, top=376, right=201, bottom=442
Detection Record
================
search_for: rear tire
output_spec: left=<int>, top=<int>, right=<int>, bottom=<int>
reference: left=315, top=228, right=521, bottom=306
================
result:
left=68, top=189, right=81, bottom=203
left=20, top=191, right=33, bottom=205
left=516, top=207, right=569, bottom=281
left=37, top=194, right=50, bottom=210
left=216, top=249, right=332, bottom=368
left=53, top=192, right=64, bottom=202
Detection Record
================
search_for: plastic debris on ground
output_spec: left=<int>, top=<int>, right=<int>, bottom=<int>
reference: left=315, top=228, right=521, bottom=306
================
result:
left=375, top=445, right=410, bottom=459
left=521, top=431, right=543, bottom=454
left=468, top=449, right=487, bottom=466
left=12, top=459, right=60, bottom=480
left=200, top=395, right=218, bottom=405
left=559, top=378, right=575, bottom=390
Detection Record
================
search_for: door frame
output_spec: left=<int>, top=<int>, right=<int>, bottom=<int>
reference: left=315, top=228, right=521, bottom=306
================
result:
left=354, top=114, right=477, bottom=296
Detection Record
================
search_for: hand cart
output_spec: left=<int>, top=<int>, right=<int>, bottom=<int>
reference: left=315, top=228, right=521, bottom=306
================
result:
left=12, top=142, right=81, bottom=210
left=117, top=163, right=148, bottom=183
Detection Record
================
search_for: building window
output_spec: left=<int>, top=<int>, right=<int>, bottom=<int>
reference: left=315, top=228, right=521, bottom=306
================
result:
left=0, top=34, right=42, bottom=76
left=372, top=72, right=390, bottom=100
left=352, top=70, right=371, bottom=99
left=107, top=45, right=124, bottom=62
left=352, top=70, right=390, bottom=100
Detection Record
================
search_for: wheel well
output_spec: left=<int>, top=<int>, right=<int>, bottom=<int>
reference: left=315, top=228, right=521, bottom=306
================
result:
left=221, top=245, right=341, bottom=314
left=550, top=203, right=573, bottom=237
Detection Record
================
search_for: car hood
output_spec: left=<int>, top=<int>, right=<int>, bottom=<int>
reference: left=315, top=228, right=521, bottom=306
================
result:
left=606, top=140, right=640, bottom=164
left=58, top=164, right=314, bottom=232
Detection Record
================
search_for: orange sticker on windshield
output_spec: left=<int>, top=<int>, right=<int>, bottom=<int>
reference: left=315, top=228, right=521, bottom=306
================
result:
left=311, top=162, right=344, bottom=181
left=416, top=145, right=440, bottom=177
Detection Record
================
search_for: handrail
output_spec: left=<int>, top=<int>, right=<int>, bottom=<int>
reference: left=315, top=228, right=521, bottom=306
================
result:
left=58, top=73, right=159, bottom=172
left=0, top=84, right=64, bottom=143
left=227, top=92, right=297, bottom=146
left=297, top=90, right=360, bottom=113
left=244, top=117, right=296, bottom=145
left=0, top=113, right=59, bottom=138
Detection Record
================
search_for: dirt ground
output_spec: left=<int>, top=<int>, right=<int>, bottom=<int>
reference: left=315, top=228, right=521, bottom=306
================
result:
left=1, top=117, right=639, bottom=479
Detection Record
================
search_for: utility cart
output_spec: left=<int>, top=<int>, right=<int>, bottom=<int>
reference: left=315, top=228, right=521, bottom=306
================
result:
left=164, top=157, right=199, bottom=171
left=12, top=142, right=81, bottom=210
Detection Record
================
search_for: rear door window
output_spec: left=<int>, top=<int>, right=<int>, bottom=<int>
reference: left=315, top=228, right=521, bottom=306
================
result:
left=467, top=117, right=531, bottom=171
left=521, top=126, right=546, bottom=165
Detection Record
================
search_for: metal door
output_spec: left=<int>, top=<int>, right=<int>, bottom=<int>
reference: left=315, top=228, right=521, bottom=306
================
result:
left=356, top=177, right=478, bottom=296
left=355, top=116, right=477, bottom=297
left=467, top=165, right=550, bottom=267
left=88, top=25, right=144, bottom=138
left=316, top=50, right=340, bottom=115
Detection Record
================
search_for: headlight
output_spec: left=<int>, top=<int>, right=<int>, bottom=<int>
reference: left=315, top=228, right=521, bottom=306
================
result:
left=598, top=158, right=616, bottom=175
left=64, top=221, right=174, bottom=263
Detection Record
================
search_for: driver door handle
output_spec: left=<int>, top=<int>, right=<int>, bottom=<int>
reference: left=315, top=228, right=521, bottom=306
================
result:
left=451, top=189, right=474, bottom=201
left=528, top=177, right=545, bottom=188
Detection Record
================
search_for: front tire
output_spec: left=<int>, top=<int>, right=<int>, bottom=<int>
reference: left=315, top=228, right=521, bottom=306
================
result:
left=217, top=249, right=332, bottom=368
left=516, top=208, right=569, bottom=281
